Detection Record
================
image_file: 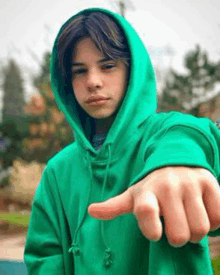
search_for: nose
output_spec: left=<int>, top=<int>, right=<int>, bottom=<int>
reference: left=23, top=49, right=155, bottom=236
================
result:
left=87, top=69, right=103, bottom=91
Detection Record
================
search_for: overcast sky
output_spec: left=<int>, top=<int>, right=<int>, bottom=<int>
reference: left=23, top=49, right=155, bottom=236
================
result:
left=1, top=0, right=220, bottom=96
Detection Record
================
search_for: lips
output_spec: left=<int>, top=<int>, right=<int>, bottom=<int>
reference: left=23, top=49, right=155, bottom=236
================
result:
left=86, top=96, right=109, bottom=103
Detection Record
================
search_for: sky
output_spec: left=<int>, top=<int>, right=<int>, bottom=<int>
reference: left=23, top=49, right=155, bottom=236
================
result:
left=1, top=0, right=220, bottom=100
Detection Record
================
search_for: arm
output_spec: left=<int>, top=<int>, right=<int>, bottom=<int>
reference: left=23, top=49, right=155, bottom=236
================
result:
left=24, top=166, right=73, bottom=274
left=88, top=117, right=220, bottom=246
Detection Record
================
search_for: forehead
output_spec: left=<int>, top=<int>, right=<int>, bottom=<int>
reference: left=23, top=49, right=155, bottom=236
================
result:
left=72, top=37, right=104, bottom=62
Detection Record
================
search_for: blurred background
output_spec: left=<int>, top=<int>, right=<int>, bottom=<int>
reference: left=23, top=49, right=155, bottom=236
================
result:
left=1, top=0, right=220, bottom=274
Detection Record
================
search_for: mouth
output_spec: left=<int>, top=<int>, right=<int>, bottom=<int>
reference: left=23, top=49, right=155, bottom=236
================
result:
left=86, top=96, right=110, bottom=106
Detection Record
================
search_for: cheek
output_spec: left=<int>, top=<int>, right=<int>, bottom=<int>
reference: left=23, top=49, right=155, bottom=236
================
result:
left=118, top=72, right=127, bottom=98
left=72, top=79, right=80, bottom=91
left=72, top=81, right=84, bottom=101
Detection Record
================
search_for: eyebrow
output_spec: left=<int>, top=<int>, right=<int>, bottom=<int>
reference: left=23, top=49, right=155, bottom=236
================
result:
left=72, top=58, right=112, bottom=67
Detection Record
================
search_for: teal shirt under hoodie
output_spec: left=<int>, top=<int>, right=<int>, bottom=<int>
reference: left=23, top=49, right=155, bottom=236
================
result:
left=24, top=7, right=220, bottom=275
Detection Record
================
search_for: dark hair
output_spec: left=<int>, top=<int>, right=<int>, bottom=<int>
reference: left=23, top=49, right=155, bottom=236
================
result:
left=56, top=11, right=131, bottom=83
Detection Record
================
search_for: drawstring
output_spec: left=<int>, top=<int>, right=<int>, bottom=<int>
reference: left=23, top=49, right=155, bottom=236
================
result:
left=101, top=144, right=114, bottom=268
left=68, top=149, right=93, bottom=256
left=68, top=243, right=80, bottom=255
left=68, top=144, right=114, bottom=268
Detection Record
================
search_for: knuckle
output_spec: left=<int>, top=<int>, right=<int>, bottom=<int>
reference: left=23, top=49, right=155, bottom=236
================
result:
left=190, top=225, right=210, bottom=242
left=202, top=180, right=214, bottom=192
left=162, top=181, right=172, bottom=191
left=201, top=176, right=218, bottom=191
left=210, top=218, right=220, bottom=230
left=210, top=224, right=220, bottom=232
left=190, top=236, right=205, bottom=243
left=162, top=182, right=175, bottom=197
left=169, top=234, right=189, bottom=247
left=209, top=212, right=220, bottom=228
left=141, top=226, right=162, bottom=242
left=212, top=214, right=220, bottom=224
left=191, top=226, right=209, bottom=237
left=182, top=181, right=193, bottom=193
left=149, top=233, right=161, bottom=242
left=132, top=184, right=142, bottom=196
left=134, top=203, right=157, bottom=216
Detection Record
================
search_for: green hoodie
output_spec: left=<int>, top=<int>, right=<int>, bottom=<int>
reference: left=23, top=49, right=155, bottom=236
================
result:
left=24, top=7, right=220, bottom=275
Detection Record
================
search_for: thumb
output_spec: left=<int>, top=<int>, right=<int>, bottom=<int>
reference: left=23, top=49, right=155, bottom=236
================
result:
left=88, top=188, right=134, bottom=220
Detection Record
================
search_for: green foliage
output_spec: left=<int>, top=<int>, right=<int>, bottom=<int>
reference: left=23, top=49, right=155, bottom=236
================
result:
left=0, top=213, right=30, bottom=227
left=0, top=53, right=74, bottom=166
left=0, top=175, right=9, bottom=188
left=0, top=59, right=28, bottom=168
left=2, top=59, right=25, bottom=122
left=23, top=51, right=74, bottom=164
left=33, top=51, right=51, bottom=88
left=160, top=44, right=220, bottom=113
left=0, top=115, right=30, bottom=169
left=184, top=45, right=217, bottom=91
left=212, top=257, right=220, bottom=274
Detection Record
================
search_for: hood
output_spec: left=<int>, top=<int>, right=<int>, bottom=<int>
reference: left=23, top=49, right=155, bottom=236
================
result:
left=50, top=7, right=157, bottom=156
left=50, top=7, right=157, bottom=268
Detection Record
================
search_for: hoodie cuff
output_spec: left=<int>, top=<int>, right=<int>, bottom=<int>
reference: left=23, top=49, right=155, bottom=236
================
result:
left=143, top=125, right=217, bottom=178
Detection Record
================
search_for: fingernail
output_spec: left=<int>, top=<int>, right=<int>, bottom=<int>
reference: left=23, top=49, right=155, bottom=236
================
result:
left=168, top=241, right=185, bottom=248
left=171, top=244, right=183, bottom=248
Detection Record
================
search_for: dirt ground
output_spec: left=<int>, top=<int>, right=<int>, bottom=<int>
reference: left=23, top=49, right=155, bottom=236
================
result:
left=209, top=236, right=220, bottom=260
left=0, top=222, right=27, bottom=261
left=0, top=233, right=26, bottom=261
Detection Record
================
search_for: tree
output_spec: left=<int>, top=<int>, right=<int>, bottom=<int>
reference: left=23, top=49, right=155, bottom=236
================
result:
left=33, top=52, right=51, bottom=87
left=160, top=45, right=220, bottom=114
left=2, top=59, right=25, bottom=122
left=110, top=0, right=135, bottom=17
left=22, top=52, right=74, bottom=163
left=0, top=59, right=28, bottom=169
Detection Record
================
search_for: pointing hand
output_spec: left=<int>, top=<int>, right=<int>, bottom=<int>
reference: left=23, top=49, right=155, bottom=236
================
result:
left=88, top=166, right=220, bottom=247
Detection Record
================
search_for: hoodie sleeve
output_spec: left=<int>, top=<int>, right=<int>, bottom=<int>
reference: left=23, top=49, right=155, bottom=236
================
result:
left=24, top=165, right=73, bottom=274
left=144, top=122, right=220, bottom=178
left=134, top=113, right=220, bottom=236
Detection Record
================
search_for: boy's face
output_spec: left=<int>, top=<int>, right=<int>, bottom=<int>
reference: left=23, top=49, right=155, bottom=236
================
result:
left=71, top=37, right=128, bottom=119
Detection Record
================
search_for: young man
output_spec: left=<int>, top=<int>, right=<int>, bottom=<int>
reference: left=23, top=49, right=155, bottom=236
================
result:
left=24, top=8, right=220, bottom=274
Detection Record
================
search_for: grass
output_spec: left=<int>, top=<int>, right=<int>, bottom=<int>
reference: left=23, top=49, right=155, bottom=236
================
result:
left=0, top=212, right=30, bottom=227
left=212, top=257, right=220, bottom=274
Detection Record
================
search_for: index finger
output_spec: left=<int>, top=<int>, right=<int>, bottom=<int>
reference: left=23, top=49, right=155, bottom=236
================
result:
left=133, top=191, right=163, bottom=241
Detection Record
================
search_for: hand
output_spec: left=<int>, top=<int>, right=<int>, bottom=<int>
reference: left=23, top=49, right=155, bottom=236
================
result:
left=88, top=166, right=220, bottom=247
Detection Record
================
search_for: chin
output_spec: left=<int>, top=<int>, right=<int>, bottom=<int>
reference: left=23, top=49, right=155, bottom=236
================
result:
left=92, top=115, right=111, bottom=120
left=90, top=112, right=113, bottom=120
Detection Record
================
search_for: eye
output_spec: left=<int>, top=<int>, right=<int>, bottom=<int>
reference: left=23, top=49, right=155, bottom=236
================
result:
left=72, top=68, right=87, bottom=76
left=101, top=63, right=116, bottom=71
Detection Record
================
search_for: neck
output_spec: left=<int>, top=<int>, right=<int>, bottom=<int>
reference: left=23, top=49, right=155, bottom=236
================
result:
left=94, top=116, right=114, bottom=135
